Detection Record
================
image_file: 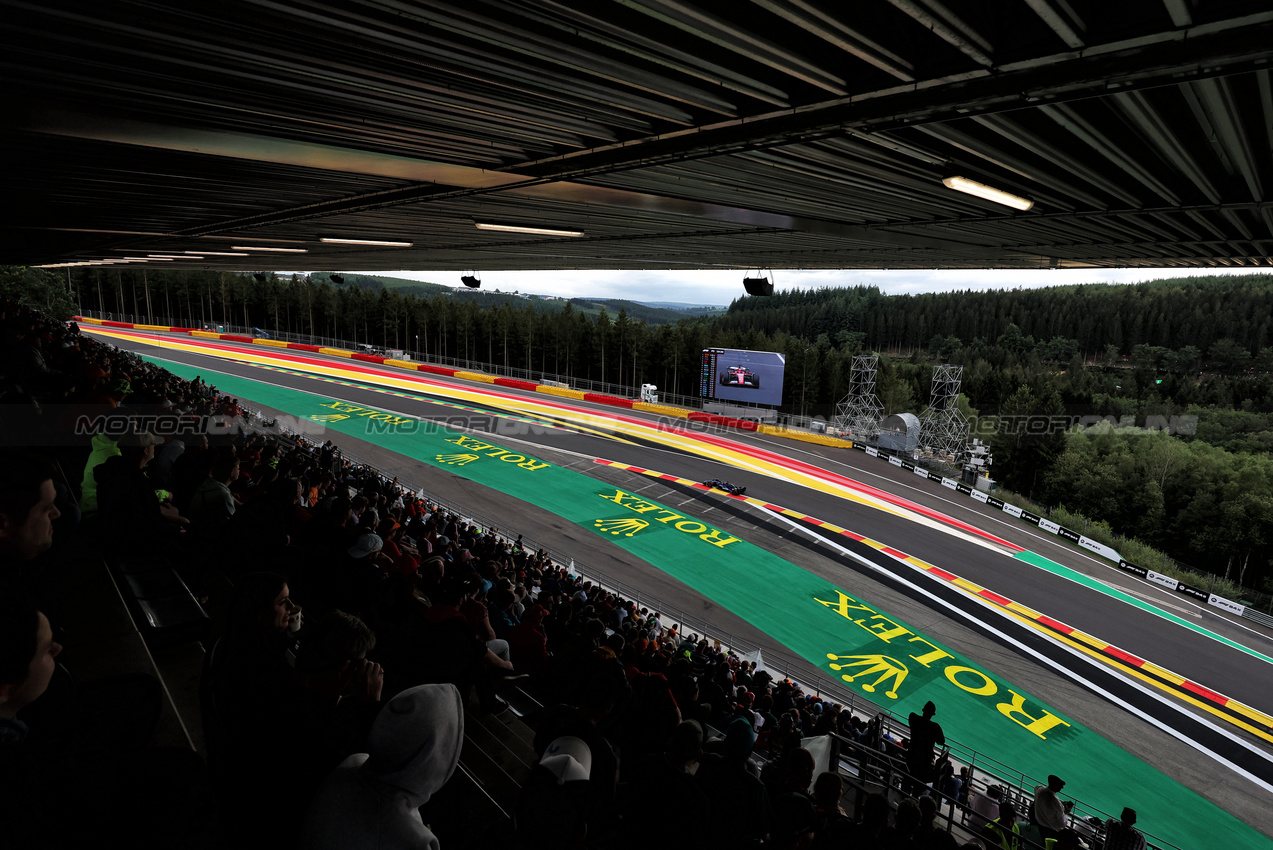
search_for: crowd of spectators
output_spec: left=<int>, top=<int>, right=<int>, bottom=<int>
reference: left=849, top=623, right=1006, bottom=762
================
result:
left=0, top=297, right=1145, bottom=849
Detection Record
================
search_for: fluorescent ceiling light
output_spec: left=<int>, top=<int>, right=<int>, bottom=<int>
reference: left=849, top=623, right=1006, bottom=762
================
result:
left=149, top=254, right=199, bottom=259
left=123, top=257, right=166, bottom=261
left=941, top=176, right=1034, bottom=211
left=320, top=237, right=414, bottom=247
left=184, top=250, right=247, bottom=256
left=474, top=221, right=585, bottom=237
left=230, top=246, right=308, bottom=253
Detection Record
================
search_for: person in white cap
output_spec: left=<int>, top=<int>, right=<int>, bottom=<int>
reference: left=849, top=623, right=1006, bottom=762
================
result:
left=513, top=736, right=593, bottom=849
left=347, top=532, right=385, bottom=562
left=304, top=683, right=464, bottom=850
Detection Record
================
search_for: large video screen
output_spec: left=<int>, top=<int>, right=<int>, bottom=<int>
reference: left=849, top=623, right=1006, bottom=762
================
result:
left=700, top=348, right=786, bottom=407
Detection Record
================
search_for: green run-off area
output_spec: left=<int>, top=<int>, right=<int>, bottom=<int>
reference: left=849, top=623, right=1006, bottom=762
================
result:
left=156, top=357, right=1270, bottom=850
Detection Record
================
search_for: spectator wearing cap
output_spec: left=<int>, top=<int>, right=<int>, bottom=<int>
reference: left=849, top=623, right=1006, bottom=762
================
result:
left=512, top=736, right=593, bottom=850
left=375, top=519, right=420, bottom=579
left=95, top=430, right=188, bottom=550
left=534, top=669, right=624, bottom=843
left=1033, top=773, right=1069, bottom=841
left=327, top=532, right=390, bottom=607
left=1102, top=807, right=1147, bottom=850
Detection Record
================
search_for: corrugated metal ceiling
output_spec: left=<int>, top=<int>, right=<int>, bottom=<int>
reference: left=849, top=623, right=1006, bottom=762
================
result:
left=5, top=0, right=1272, bottom=272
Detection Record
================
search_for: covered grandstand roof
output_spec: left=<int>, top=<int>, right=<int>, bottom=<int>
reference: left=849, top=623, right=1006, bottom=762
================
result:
left=5, top=0, right=1273, bottom=272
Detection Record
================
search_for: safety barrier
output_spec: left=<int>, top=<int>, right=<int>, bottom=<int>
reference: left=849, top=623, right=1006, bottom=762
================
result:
left=848, top=443, right=1258, bottom=622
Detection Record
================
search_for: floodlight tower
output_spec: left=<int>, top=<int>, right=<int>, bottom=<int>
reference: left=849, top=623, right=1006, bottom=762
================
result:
left=833, top=355, right=885, bottom=441
left=919, top=364, right=969, bottom=460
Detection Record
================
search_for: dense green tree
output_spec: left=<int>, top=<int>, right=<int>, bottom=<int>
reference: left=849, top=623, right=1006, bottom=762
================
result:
left=0, top=266, right=77, bottom=318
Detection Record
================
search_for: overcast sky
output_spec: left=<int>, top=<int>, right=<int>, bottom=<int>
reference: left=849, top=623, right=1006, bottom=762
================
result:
left=365, top=267, right=1261, bottom=306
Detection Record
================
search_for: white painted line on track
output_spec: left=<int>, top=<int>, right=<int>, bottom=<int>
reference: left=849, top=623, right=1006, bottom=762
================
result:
left=754, top=503, right=1273, bottom=792
left=1102, top=584, right=1201, bottom=617
left=740, top=431, right=1273, bottom=649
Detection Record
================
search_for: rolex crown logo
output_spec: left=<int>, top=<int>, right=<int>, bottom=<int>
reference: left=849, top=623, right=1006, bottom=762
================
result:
left=435, top=453, right=479, bottom=465
left=594, top=517, right=649, bottom=537
left=826, top=653, right=908, bottom=699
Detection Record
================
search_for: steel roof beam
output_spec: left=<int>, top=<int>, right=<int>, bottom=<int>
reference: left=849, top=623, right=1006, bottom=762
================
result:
left=508, top=1, right=791, bottom=107
left=1024, top=0, right=1087, bottom=49
left=885, top=0, right=993, bottom=67
left=914, top=122, right=1104, bottom=209
left=616, top=0, right=849, bottom=94
left=1110, top=90, right=1223, bottom=205
left=748, top=0, right=916, bottom=81
left=508, top=14, right=1273, bottom=181
left=1160, top=0, right=1192, bottom=28
left=965, top=115, right=1139, bottom=207
left=1190, top=78, right=1265, bottom=203
left=1035, top=102, right=1182, bottom=205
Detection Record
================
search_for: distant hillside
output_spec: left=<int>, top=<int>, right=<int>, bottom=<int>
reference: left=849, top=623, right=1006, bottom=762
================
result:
left=310, top=273, right=717, bottom=324
left=718, top=274, right=1273, bottom=356
left=641, top=301, right=729, bottom=310
left=566, top=298, right=719, bottom=323
left=308, top=272, right=451, bottom=299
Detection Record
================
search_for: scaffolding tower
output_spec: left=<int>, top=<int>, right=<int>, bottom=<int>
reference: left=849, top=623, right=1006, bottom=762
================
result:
left=919, top=364, right=969, bottom=460
left=833, top=355, right=885, bottom=441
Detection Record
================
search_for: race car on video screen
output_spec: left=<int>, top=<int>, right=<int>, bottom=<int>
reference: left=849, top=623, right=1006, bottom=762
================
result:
left=719, top=365, right=760, bottom=388
left=704, top=479, right=747, bottom=496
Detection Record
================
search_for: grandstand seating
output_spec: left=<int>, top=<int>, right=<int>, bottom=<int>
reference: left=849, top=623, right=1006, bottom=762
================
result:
left=1, top=297, right=1131, bottom=848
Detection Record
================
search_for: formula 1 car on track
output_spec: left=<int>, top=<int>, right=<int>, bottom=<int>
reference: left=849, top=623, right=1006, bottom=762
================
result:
left=704, top=479, right=747, bottom=496
left=719, top=365, right=760, bottom=388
